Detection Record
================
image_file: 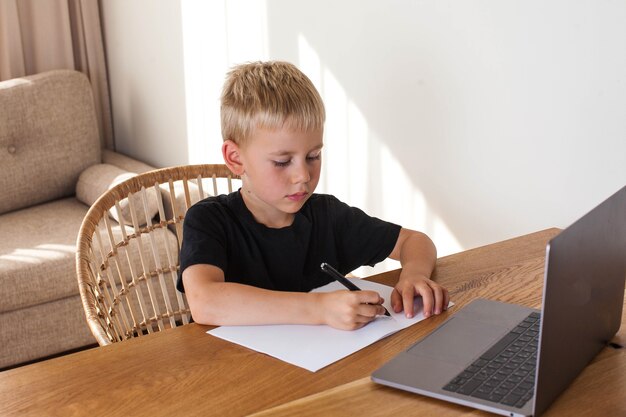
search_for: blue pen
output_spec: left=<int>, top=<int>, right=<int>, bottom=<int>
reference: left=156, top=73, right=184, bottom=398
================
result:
left=320, top=262, right=391, bottom=316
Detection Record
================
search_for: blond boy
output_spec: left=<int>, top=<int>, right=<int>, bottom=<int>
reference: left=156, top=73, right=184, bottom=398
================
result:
left=177, top=61, right=448, bottom=330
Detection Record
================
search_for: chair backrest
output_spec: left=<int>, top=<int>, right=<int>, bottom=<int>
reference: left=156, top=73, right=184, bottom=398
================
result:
left=76, top=164, right=241, bottom=346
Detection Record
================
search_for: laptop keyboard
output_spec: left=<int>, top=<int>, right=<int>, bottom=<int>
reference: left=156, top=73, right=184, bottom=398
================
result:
left=443, top=312, right=540, bottom=409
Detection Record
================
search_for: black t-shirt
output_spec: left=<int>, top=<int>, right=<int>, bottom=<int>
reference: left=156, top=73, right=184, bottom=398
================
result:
left=177, top=191, right=401, bottom=293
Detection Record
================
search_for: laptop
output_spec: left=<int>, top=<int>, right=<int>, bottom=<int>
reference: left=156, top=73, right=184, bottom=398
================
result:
left=372, top=186, right=626, bottom=417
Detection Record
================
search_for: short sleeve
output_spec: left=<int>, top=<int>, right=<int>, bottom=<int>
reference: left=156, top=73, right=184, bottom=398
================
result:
left=177, top=201, right=229, bottom=292
left=327, top=196, right=401, bottom=272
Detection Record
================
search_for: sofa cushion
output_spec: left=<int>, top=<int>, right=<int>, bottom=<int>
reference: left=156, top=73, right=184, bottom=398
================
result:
left=76, top=163, right=160, bottom=226
left=0, top=198, right=89, bottom=313
left=0, top=70, right=101, bottom=215
left=0, top=197, right=181, bottom=316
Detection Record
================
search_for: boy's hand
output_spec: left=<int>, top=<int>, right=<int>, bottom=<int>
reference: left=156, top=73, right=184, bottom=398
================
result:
left=391, top=272, right=449, bottom=319
left=317, top=290, right=386, bottom=330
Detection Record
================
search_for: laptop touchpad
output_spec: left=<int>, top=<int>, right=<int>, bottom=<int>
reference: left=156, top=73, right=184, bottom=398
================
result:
left=407, top=317, right=507, bottom=366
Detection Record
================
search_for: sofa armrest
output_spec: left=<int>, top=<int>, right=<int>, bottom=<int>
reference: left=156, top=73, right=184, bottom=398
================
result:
left=77, top=150, right=159, bottom=226
left=102, top=149, right=157, bottom=174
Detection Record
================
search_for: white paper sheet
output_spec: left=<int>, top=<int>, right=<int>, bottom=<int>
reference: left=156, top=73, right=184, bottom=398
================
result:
left=207, top=279, right=453, bottom=372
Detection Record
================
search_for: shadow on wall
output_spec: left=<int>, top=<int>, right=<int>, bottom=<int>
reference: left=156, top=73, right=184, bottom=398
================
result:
left=264, top=1, right=501, bottom=250
left=264, top=0, right=626, bottom=250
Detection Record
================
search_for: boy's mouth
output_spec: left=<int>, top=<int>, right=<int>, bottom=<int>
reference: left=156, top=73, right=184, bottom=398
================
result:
left=287, top=192, right=308, bottom=202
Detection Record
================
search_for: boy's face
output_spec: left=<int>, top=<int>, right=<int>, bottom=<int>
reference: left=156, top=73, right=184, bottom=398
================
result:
left=235, top=126, right=323, bottom=228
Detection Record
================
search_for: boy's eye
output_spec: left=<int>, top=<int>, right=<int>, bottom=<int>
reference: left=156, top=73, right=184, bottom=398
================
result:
left=273, top=159, right=291, bottom=167
left=307, top=153, right=321, bottom=161
left=272, top=152, right=321, bottom=167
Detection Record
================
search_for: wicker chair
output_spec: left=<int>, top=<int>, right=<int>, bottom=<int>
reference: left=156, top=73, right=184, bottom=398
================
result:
left=76, top=164, right=240, bottom=346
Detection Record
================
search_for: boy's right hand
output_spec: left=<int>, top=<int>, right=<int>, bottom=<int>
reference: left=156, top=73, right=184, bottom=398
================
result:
left=317, top=290, right=386, bottom=330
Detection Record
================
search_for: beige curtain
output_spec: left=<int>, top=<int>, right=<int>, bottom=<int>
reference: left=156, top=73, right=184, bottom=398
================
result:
left=0, top=0, right=114, bottom=149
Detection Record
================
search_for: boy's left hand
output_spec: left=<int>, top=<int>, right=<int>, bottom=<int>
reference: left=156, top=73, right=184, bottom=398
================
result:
left=391, top=272, right=449, bottom=319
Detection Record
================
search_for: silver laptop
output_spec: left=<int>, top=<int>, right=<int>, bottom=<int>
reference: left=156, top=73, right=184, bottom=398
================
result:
left=372, top=186, right=626, bottom=417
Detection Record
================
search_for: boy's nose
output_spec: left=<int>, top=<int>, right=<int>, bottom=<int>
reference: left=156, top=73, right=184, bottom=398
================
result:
left=292, top=162, right=311, bottom=183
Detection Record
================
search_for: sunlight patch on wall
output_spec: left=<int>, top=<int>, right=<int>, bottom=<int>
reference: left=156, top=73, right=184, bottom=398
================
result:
left=299, top=34, right=369, bottom=210
left=298, top=33, right=462, bottom=275
left=180, top=0, right=269, bottom=164
left=181, top=1, right=224, bottom=164
left=433, top=217, right=463, bottom=257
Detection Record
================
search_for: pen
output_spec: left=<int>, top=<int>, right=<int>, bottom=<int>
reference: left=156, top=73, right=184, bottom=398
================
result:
left=320, top=262, right=391, bottom=316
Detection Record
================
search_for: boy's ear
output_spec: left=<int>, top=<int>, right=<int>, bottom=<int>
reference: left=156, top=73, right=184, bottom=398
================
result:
left=222, top=140, right=245, bottom=175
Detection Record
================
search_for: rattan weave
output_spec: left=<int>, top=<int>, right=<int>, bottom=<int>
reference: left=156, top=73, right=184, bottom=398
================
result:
left=76, top=164, right=240, bottom=345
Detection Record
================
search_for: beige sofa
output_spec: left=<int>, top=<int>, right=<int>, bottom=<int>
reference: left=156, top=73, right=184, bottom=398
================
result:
left=0, top=70, right=156, bottom=369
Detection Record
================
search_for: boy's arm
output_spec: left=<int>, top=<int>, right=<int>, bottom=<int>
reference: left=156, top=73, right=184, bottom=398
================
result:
left=388, top=228, right=449, bottom=318
left=182, top=264, right=387, bottom=330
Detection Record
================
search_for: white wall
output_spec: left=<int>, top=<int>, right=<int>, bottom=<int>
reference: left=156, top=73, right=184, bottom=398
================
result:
left=101, top=0, right=188, bottom=166
left=101, top=0, right=626, bottom=272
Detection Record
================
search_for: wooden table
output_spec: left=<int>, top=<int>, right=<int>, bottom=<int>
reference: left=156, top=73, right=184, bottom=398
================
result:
left=1, top=229, right=624, bottom=416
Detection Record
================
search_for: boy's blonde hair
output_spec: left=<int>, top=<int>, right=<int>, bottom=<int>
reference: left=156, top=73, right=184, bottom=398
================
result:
left=220, top=61, right=325, bottom=145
